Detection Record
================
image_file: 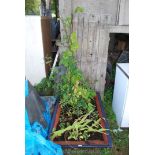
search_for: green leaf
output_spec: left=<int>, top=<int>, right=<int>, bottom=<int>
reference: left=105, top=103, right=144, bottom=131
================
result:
left=64, top=16, right=72, bottom=28
left=25, top=0, right=40, bottom=15
left=70, top=32, right=79, bottom=53
left=87, top=103, right=94, bottom=112
left=74, top=6, right=84, bottom=14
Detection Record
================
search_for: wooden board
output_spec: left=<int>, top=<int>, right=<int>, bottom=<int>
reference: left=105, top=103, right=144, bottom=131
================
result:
left=41, top=16, right=52, bottom=76
left=58, top=0, right=129, bottom=94
left=72, top=14, right=110, bottom=93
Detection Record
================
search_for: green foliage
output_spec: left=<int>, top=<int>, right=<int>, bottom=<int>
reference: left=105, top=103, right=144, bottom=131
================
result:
left=101, top=148, right=113, bottom=155
left=63, top=16, right=72, bottom=29
left=62, top=86, right=128, bottom=154
left=51, top=0, right=57, bottom=15
left=70, top=32, right=79, bottom=53
left=74, top=6, right=84, bottom=14
left=103, top=86, right=116, bottom=123
left=53, top=30, right=95, bottom=115
left=62, top=86, right=129, bottom=155
left=50, top=7, right=106, bottom=141
left=34, top=56, right=53, bottom=96
left=25, top=0, right=40, bottom=15
left=51, top=110, right=107, bottom=140
left=103, top=86, right=129, bottom=153
left=56, top=46, right=96, bottom=119
left=34, top=77, right=53, bottom=96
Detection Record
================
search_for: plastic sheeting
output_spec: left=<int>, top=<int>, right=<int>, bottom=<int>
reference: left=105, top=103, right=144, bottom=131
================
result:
left=25, top=110, right=63, bottom=155
left=41, top=96, right=56, bottom=128
left=25, top=80, right=48, bottom=128
left=25, top=80, right=63, bottom=155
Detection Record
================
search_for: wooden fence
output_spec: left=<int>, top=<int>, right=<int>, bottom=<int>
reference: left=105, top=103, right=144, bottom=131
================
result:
left=73, top=13, right=110, bottom=93
left=41, top=16, right=52, bottom=76
left=59, top=0, right=129, bottom=94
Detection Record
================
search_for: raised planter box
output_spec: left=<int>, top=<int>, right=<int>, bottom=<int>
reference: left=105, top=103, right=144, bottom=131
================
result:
left=48, top=93, right=112, bottom=148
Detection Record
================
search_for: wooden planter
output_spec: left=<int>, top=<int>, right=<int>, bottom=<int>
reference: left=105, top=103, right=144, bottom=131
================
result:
left=48, top=93, right=112, bottom=148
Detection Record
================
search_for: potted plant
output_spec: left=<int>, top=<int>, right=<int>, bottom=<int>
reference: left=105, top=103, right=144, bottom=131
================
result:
left=48, top=7, right=112, bottom=148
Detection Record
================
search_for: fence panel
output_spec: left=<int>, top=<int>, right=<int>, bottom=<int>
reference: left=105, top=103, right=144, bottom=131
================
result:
left=73, top=14, right=110, bottom=93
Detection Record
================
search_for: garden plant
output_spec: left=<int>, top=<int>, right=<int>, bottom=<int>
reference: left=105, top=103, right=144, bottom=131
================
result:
left=48, top=7, right=108, bottom=142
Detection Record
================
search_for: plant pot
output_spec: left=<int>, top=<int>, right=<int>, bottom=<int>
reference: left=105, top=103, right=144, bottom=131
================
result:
left=48, top=93, right=112, bottom=148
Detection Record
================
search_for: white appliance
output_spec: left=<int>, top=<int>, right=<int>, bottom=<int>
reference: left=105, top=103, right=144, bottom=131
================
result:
left=112, top=63, right=129, bottom=128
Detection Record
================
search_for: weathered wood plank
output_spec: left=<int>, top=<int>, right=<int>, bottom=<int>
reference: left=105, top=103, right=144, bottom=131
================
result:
left=109, top=25, right=129, bottom=33
left=59, top=0, right=72, bottom=40
left=72, top=13, right=110, bottom=93
left=85, top=14, right=97, bottom=87
left=77, top=14, right=84, bottom=69
left=94, top=20, right=110, bottom=92
left=80, top=14, right=89, bottom=80
left=90, top=14, right=100, bottom=89
left=72, top=0, right=119, bottom=25
left=41, top=16, right=52, bottom=76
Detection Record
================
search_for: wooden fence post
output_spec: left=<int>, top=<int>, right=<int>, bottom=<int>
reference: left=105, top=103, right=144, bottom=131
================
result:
left=41, top=16, right=52, bottom=76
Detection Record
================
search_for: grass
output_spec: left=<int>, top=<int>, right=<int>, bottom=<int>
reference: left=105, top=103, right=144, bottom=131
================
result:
left=101, top=86, right=129, bottom=155
left=63, top=148, right=114, bottom=155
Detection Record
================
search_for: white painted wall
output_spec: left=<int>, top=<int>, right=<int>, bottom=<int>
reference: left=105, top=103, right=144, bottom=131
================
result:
left=25, top=16, right=46, bottom=85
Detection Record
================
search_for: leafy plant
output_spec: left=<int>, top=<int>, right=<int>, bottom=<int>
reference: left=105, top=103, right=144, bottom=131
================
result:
left=25, top=0, right=40, bottom=15
left=51, top=110, right=107, bottom=140
left=51, top=0, right=57, bottom=15
left=52, top=21, right=95, bottom=116
left=55, top=35, right=95, bottom=115
left=50, top=7, right=107, bottom=141
left=74, top=6, right=84, bottom=14
left=34, top=77, right=53, bottom=96
left=62, top=75, right=129, bottom=155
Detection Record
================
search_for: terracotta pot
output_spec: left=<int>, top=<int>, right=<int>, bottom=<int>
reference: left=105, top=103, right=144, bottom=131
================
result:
left=48, top=93, right=112, bottom=148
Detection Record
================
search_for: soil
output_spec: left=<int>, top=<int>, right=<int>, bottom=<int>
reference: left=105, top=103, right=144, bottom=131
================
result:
left=54, top=99, right=105, bottom=142
left=55, top=131, right=104, bottom=141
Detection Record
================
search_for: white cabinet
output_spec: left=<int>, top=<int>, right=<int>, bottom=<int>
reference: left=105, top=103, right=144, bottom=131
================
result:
left=112, top=63, right=129, bottom=127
